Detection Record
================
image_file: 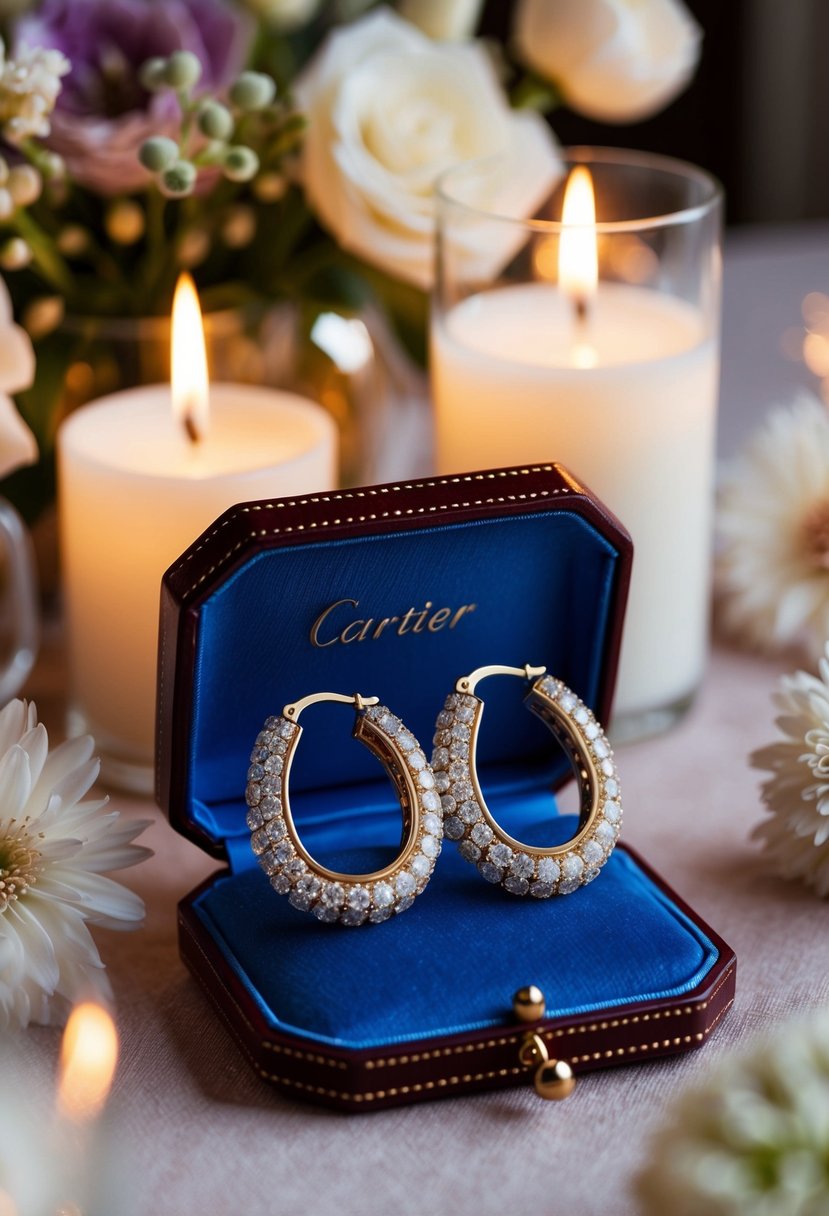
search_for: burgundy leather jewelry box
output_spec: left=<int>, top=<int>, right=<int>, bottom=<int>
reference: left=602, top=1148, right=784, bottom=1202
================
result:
left=157, top=463, right=736, bottom=1111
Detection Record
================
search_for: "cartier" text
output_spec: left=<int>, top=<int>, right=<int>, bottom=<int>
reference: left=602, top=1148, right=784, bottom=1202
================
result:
left=310, top=597, right=477, bottom=648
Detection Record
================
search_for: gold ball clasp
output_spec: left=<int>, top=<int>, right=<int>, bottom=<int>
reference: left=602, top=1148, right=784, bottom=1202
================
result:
left=534, top=1058, right=576, bottom=1101
left=513, top=984, right=546, bottom=1022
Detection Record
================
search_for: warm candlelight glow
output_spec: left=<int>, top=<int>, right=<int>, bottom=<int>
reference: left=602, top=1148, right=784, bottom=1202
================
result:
left=56, top=1003, right=119, bottom=1125
left=171, top=272, right=209, bottom=443
left=558, top=166, right=598, bottom=316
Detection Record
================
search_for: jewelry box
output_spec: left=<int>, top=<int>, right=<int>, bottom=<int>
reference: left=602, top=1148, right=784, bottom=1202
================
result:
left=156, top=463, right=735, bottom=1111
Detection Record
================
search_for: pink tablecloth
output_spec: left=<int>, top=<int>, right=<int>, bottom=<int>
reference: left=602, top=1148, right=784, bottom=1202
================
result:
left=15, top=638, right=829, bottom=1216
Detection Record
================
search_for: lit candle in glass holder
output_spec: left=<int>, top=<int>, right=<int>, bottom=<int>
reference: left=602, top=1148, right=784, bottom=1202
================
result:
left=59, top=275, right=338, bottom=792
left=432, top=149, right=722, bottom=739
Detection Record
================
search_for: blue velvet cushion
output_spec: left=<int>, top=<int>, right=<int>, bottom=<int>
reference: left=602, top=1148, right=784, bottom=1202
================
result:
left=180, top=502, right=718, bottom=1049
left=194, top=805, right=717, bottom=1049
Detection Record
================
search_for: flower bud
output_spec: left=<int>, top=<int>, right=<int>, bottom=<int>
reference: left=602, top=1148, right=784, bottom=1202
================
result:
left=0, top=238, right=32, bottom=270
left=23, top=295, right=64, bottom=340
left=57, top=225, right=89, bottom=257
left=253, top=172, right=288, bottom=203
left=222, top=205, right=256, bottom=248
left=229, top=71, right=276, bottom=112
left=8, top=165, right=42, bottom=207
left=177, top=226, right=210, bottom=268
left=106, top=200, right=145, bottom=245
left=197, top=100, right=234, bottom=141
left=164, top=50, right=202, bottom=91
left=139, top=56, right=168, bottom=92
left=160, top=160, right=198, bottom=198
left=41, top=151, right=65, bottom=180
left=223, top=145, right=259, bottom=182
left=139, top=136, right=179, bottom=173
left=0, top=189, right=14, bottom=221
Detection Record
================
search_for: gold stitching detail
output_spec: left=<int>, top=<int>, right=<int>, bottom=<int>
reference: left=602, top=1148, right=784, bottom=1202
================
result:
left=362, top=967, right=735, bottom=1072
left=167, top=467, right=562, bottom=594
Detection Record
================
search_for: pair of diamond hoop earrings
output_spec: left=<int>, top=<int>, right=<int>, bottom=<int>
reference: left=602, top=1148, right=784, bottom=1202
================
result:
left=246, top=664, right=622, bottom=927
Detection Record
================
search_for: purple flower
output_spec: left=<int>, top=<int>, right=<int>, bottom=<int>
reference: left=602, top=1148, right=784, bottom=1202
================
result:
left=13, top=0, right=253, bottom=194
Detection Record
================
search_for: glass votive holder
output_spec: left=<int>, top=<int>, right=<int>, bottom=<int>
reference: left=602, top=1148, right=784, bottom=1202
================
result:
left=431, top=147, right=723, bottom=741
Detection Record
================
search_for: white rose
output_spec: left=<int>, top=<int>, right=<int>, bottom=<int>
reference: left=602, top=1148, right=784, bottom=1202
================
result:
left=514, top=0, right=702, bottom=124
left=294, top=8, right=561, bottom=290
left=397, top=0, right=484, bottom=41
left=0, top=274, right=36, bottom=479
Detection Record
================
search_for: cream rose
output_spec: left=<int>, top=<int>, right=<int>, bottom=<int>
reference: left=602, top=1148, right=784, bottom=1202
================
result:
left=514, top=0, right=702, bottom=124
left=294, top=8, right=561, bottom=290
left=0, top=275, right=36, bottom=478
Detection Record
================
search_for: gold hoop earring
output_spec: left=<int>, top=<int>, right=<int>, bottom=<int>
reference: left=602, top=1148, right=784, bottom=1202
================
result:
left=247, top=693, right=443, bottom=925
left=431, top=665, right=621, bottom=897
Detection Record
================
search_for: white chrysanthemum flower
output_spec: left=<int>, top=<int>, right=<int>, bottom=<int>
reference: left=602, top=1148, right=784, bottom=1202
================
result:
left=749, top=644, right=829, bottom=897
left=0, top=1053, right=60, bottom=1215
left=717, top=394, right=829, bottom=664
left=636, top=1007, right=829, bottom=1215
left=0, top=699, right=151, bottom=1029
left=0, top=38, right=69, bottom=143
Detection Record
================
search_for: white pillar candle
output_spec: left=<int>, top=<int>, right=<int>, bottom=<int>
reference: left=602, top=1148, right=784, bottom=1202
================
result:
left=432, top=280, right=719, bottom=718
left=59, top=383, right=336, bottom=785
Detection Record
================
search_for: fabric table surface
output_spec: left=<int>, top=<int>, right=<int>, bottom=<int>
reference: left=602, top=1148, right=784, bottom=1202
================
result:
left=12, top=223, right=829, bottom=1215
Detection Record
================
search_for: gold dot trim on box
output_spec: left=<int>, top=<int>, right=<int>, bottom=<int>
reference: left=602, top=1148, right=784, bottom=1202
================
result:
left=256, top=999, right=735, bottom=1105
left=169, top=466, right=569, bottom=598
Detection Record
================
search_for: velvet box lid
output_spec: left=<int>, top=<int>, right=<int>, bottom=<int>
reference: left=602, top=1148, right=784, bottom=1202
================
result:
left=157, top=463, right=735, bottom=1111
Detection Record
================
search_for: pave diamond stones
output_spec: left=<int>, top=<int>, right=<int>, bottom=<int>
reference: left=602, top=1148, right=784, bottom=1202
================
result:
left=536, top=857, right=560, bottom=885
left=479, top=861, right=503, bottom=884
left=432, top=672, right=622, bottom=897
left=395, top=871, right=416, bottom=898
left=410, top=854, right=431, bottom=879
left=582, top=840, right=604, bottom=867
left=489, top=843, right=513, bottom=868
left=459, top=839, right=481, bottom=862
left=319, top=883, right=345, bottom=909
left=372, top=881, right=395, bottom=907
left=422, top=812, right=441, bottom=835
left=420, top=834, right=440, bottom=858
left=510, top=853, right=535, bottom=880
left=470, top=822, right=493, bottom=847
left=458, top=800, right=480, bottom=824
left=248, top=703, right=442, bottom=925
left=289, top=875, right=321, bottom=911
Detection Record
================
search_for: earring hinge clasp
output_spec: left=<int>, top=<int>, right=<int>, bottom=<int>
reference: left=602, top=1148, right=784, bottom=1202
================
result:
left=283, top=691, right=380, bottom=720
left=456, top=664, right=547, bottom=696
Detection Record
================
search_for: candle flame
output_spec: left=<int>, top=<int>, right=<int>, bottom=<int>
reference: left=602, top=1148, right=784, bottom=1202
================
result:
left=56, top=1003, right=119, bottom=1125
left=558, top=167, right=598, bottom=316
left=171, top=272, right=209, bottom=443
